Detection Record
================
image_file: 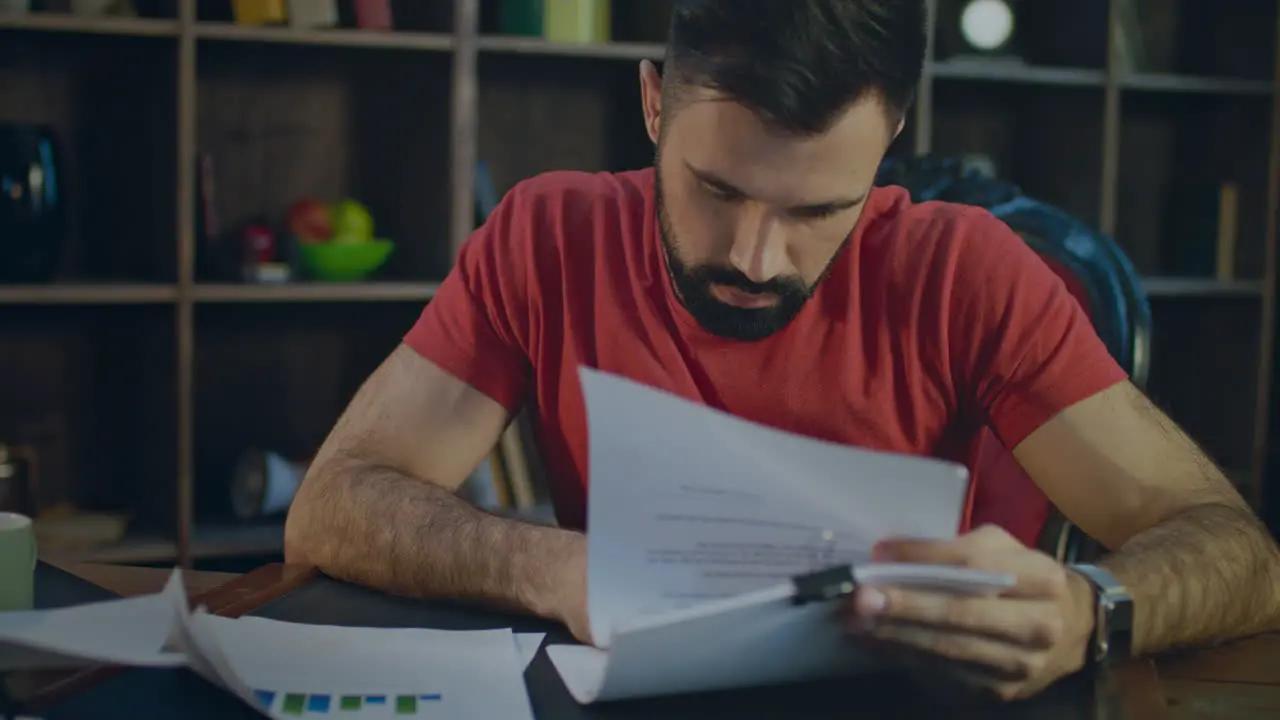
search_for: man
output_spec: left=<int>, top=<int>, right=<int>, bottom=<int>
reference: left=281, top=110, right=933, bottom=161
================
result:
left=284, top=0, right=1280, bottom=702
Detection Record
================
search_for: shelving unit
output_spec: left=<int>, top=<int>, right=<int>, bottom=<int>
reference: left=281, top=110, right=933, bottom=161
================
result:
left=0, top=0, right=1276, bottom=565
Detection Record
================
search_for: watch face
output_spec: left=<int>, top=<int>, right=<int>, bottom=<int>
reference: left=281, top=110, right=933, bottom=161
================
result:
left=960, top=0, right=1015, bottom=51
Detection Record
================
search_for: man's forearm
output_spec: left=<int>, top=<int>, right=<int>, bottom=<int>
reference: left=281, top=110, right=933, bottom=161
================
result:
left=1097, top=500, right=1280, bottom=656
left=286, top=455, right=583, bottom=622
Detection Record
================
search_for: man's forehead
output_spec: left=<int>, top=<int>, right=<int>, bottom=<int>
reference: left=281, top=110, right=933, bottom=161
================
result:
left=664, top=93, right=888, bottom=203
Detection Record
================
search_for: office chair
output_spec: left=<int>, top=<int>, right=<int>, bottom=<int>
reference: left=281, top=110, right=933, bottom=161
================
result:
left=876, top=156, right=1152, bottom=563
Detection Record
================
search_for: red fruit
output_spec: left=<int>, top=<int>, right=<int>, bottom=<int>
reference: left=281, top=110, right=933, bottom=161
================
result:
left=287, top=199, right=332, bottom=244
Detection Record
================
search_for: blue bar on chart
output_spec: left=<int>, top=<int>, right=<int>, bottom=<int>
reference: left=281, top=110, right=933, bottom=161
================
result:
left=247, top=690, right=441, bottom=714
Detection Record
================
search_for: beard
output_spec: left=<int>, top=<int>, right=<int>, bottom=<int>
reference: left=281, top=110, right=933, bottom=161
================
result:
left=654, top=163, right=817, bottom=342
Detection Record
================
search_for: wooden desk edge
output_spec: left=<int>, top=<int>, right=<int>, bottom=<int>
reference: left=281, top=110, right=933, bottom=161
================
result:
left=21, top=563, right=319, bottom=711
left=1112, top=660, right=1169, bottom=719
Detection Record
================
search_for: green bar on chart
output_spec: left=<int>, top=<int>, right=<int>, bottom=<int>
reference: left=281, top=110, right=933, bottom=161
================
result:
left=282, top=694, right=307, bottom=715
left=340, top=696, right=361, bottom=710
left=395, top=695, right=417, bottom=714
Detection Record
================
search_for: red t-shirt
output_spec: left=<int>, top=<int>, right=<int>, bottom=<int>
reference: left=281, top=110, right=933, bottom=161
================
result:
left=404, top=167, right=1128, bottom=543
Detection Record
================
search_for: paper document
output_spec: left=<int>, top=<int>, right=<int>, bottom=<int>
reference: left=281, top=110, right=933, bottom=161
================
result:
left=546, top=367, right=1014, bottom=703
left=0, top=587, right=186, bottom=671
left=1, top=571, right=541, bottom=720
left=185, top=612, right=538, bottom=720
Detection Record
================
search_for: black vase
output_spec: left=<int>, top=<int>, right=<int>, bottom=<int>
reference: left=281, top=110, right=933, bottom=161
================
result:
left=0, top=123, right=65, bottom=284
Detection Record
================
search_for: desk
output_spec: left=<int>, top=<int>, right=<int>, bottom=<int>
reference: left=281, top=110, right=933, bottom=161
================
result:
left=21, top=562, right=1280, bottom=719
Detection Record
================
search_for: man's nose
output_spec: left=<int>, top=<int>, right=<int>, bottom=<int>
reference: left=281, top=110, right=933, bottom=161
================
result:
left=728, top=207, right=788, bottom=284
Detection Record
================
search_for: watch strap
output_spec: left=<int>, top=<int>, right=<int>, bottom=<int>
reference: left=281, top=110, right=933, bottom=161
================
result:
left=1071, top=564, right=1134, bottom=665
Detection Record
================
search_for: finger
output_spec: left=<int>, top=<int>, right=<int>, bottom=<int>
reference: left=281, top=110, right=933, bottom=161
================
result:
left=871, top=537, right=970, bottom=566
left=861, top=621, right=1046, bottom=682
left=849, top=586, right=1064, bottom=649
left=873, top=524, right=1014, bottom=564
left=873, top=540, right=1069, bottom=599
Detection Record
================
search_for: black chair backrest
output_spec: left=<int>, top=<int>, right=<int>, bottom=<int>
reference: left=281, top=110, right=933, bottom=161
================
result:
left=875, top=156, right=1152, bottom=388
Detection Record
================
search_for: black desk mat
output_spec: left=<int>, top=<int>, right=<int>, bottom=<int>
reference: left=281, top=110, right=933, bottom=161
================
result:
left=15, top=563, right=262, bottom=720
left=16, top=567, right=1124, bottom=720
left=248, top=576, right=1119, bottom=720
left=34, top=563, right=118, bottom=609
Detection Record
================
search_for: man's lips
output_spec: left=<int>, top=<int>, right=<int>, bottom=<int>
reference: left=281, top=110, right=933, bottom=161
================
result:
left=710, top=284, right=778, bottom=309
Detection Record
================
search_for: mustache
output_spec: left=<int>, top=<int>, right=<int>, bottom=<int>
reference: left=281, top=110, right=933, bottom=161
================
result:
left=690, top=264, right=809, bottom=298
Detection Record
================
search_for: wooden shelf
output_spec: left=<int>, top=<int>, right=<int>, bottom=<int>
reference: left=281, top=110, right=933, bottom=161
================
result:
left=0, top=283, right=441, bottom=305
left=194, top=22, right=453, bottom=51
left=40, top=521, right=284, bottom=564
left=1121, top=73, right=1273, bottom=96
left=192, top=282, right=440, bottom=303
left=929, top=60, right=1106, bottom=86
left=0, top=11, right=178, bottom=37
left=0, top=283, right=178, bottom=305
left=42, top=535, right=179, bottom=565
left=1142, top=278, right=1266, bottom=298
left=476, top=34, right=663, bottom=60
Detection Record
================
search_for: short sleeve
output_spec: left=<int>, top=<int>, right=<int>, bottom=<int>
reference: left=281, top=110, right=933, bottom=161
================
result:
left=402, top=184, right=535, bottom=414
left=945, top=209, right=1130, bottom=449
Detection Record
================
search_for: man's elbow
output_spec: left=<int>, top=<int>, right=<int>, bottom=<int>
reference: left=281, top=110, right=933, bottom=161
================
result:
left=282, top=483, right=325, bottom=567
left=282, top=520, right=313, bottom=566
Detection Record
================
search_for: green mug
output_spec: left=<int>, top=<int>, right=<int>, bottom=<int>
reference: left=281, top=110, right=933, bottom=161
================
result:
left=0, top=512, right=37, bottom=611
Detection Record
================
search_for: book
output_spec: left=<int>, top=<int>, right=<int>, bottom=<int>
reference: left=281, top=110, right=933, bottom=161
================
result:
left=546, top=368, right=1015, bottom=703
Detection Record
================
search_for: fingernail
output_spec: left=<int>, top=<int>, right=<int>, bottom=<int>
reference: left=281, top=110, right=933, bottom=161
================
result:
left=858, top=587, right=887, bottom=615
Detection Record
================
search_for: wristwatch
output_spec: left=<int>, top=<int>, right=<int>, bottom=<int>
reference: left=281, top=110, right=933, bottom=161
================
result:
left=1070, top=564, right=1134, bottom=665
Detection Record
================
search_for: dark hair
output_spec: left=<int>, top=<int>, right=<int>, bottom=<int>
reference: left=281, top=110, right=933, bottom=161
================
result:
left=663, top=0, right=926, bottom=135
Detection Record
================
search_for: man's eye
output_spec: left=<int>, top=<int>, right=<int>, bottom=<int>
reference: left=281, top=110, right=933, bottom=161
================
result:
left=792, top=206, right=839, bottom=221
left=704, top=184, right=741, bottom=201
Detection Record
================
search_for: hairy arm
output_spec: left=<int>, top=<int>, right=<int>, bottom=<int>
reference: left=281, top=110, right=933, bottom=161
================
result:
left=1015, top=381, right=1280, bottom=655
left=284, top=344, right=586, bottom=628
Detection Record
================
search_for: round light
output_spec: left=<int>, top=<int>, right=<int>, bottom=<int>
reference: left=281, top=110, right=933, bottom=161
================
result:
left=960, top=0, right=1014, bottom=52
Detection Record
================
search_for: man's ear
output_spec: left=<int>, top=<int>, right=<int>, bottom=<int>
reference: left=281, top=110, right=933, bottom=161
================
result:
left=638, top=59, right=663, bottom=144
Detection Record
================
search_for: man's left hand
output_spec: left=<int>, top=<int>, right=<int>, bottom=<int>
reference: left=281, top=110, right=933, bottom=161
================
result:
left=844, top=524, right=1098, bottom=701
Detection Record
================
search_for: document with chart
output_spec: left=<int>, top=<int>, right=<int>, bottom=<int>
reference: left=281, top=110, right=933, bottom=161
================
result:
left=545, top=367, right=1015, bottom=704
left=0, top=572, right=542, bottom=720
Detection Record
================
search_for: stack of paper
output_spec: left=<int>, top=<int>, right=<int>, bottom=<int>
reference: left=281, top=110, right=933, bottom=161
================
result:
left=545, top=367, right=1015, bottom=703
left=0, top=574, right=542, bottom=720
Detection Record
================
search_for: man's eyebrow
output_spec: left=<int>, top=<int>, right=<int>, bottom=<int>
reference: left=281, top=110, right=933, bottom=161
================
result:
left=684, top=161, right=867, bottom=213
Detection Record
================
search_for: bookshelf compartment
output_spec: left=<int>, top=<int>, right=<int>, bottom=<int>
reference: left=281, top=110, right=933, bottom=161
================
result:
left=1115, top=0, right=1277, bottom=80
left=0, top=31, right=178, bottom=283
left=930, top=81, right=1106, bottom=229
left=194, top=41, right=454, bottom=284
left=932, top=0, right=1109, bottom=70
left=0, top=304, right=177, bottom=556
left=480, top=0, right=671, bottom=44
left=196, top=0, right=453, bottom=34
left=477, top=53, right=651, bottom=196
left=192, top=301, right=424, bottom=524
left=1146, top=297, right=1263, bottom=494
left=1116, top=92, right=1271, bottom=278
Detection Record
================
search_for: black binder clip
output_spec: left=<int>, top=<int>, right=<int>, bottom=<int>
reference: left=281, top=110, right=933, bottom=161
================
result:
left=790, top=565, right=858, bottom=606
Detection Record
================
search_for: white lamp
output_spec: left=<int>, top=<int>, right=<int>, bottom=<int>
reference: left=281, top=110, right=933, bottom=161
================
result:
left=958, top=0, right=1017, bottom=56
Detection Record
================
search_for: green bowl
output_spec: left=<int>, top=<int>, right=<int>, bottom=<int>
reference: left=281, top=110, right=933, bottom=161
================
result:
left=299, top=239, right=394, bottom=281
